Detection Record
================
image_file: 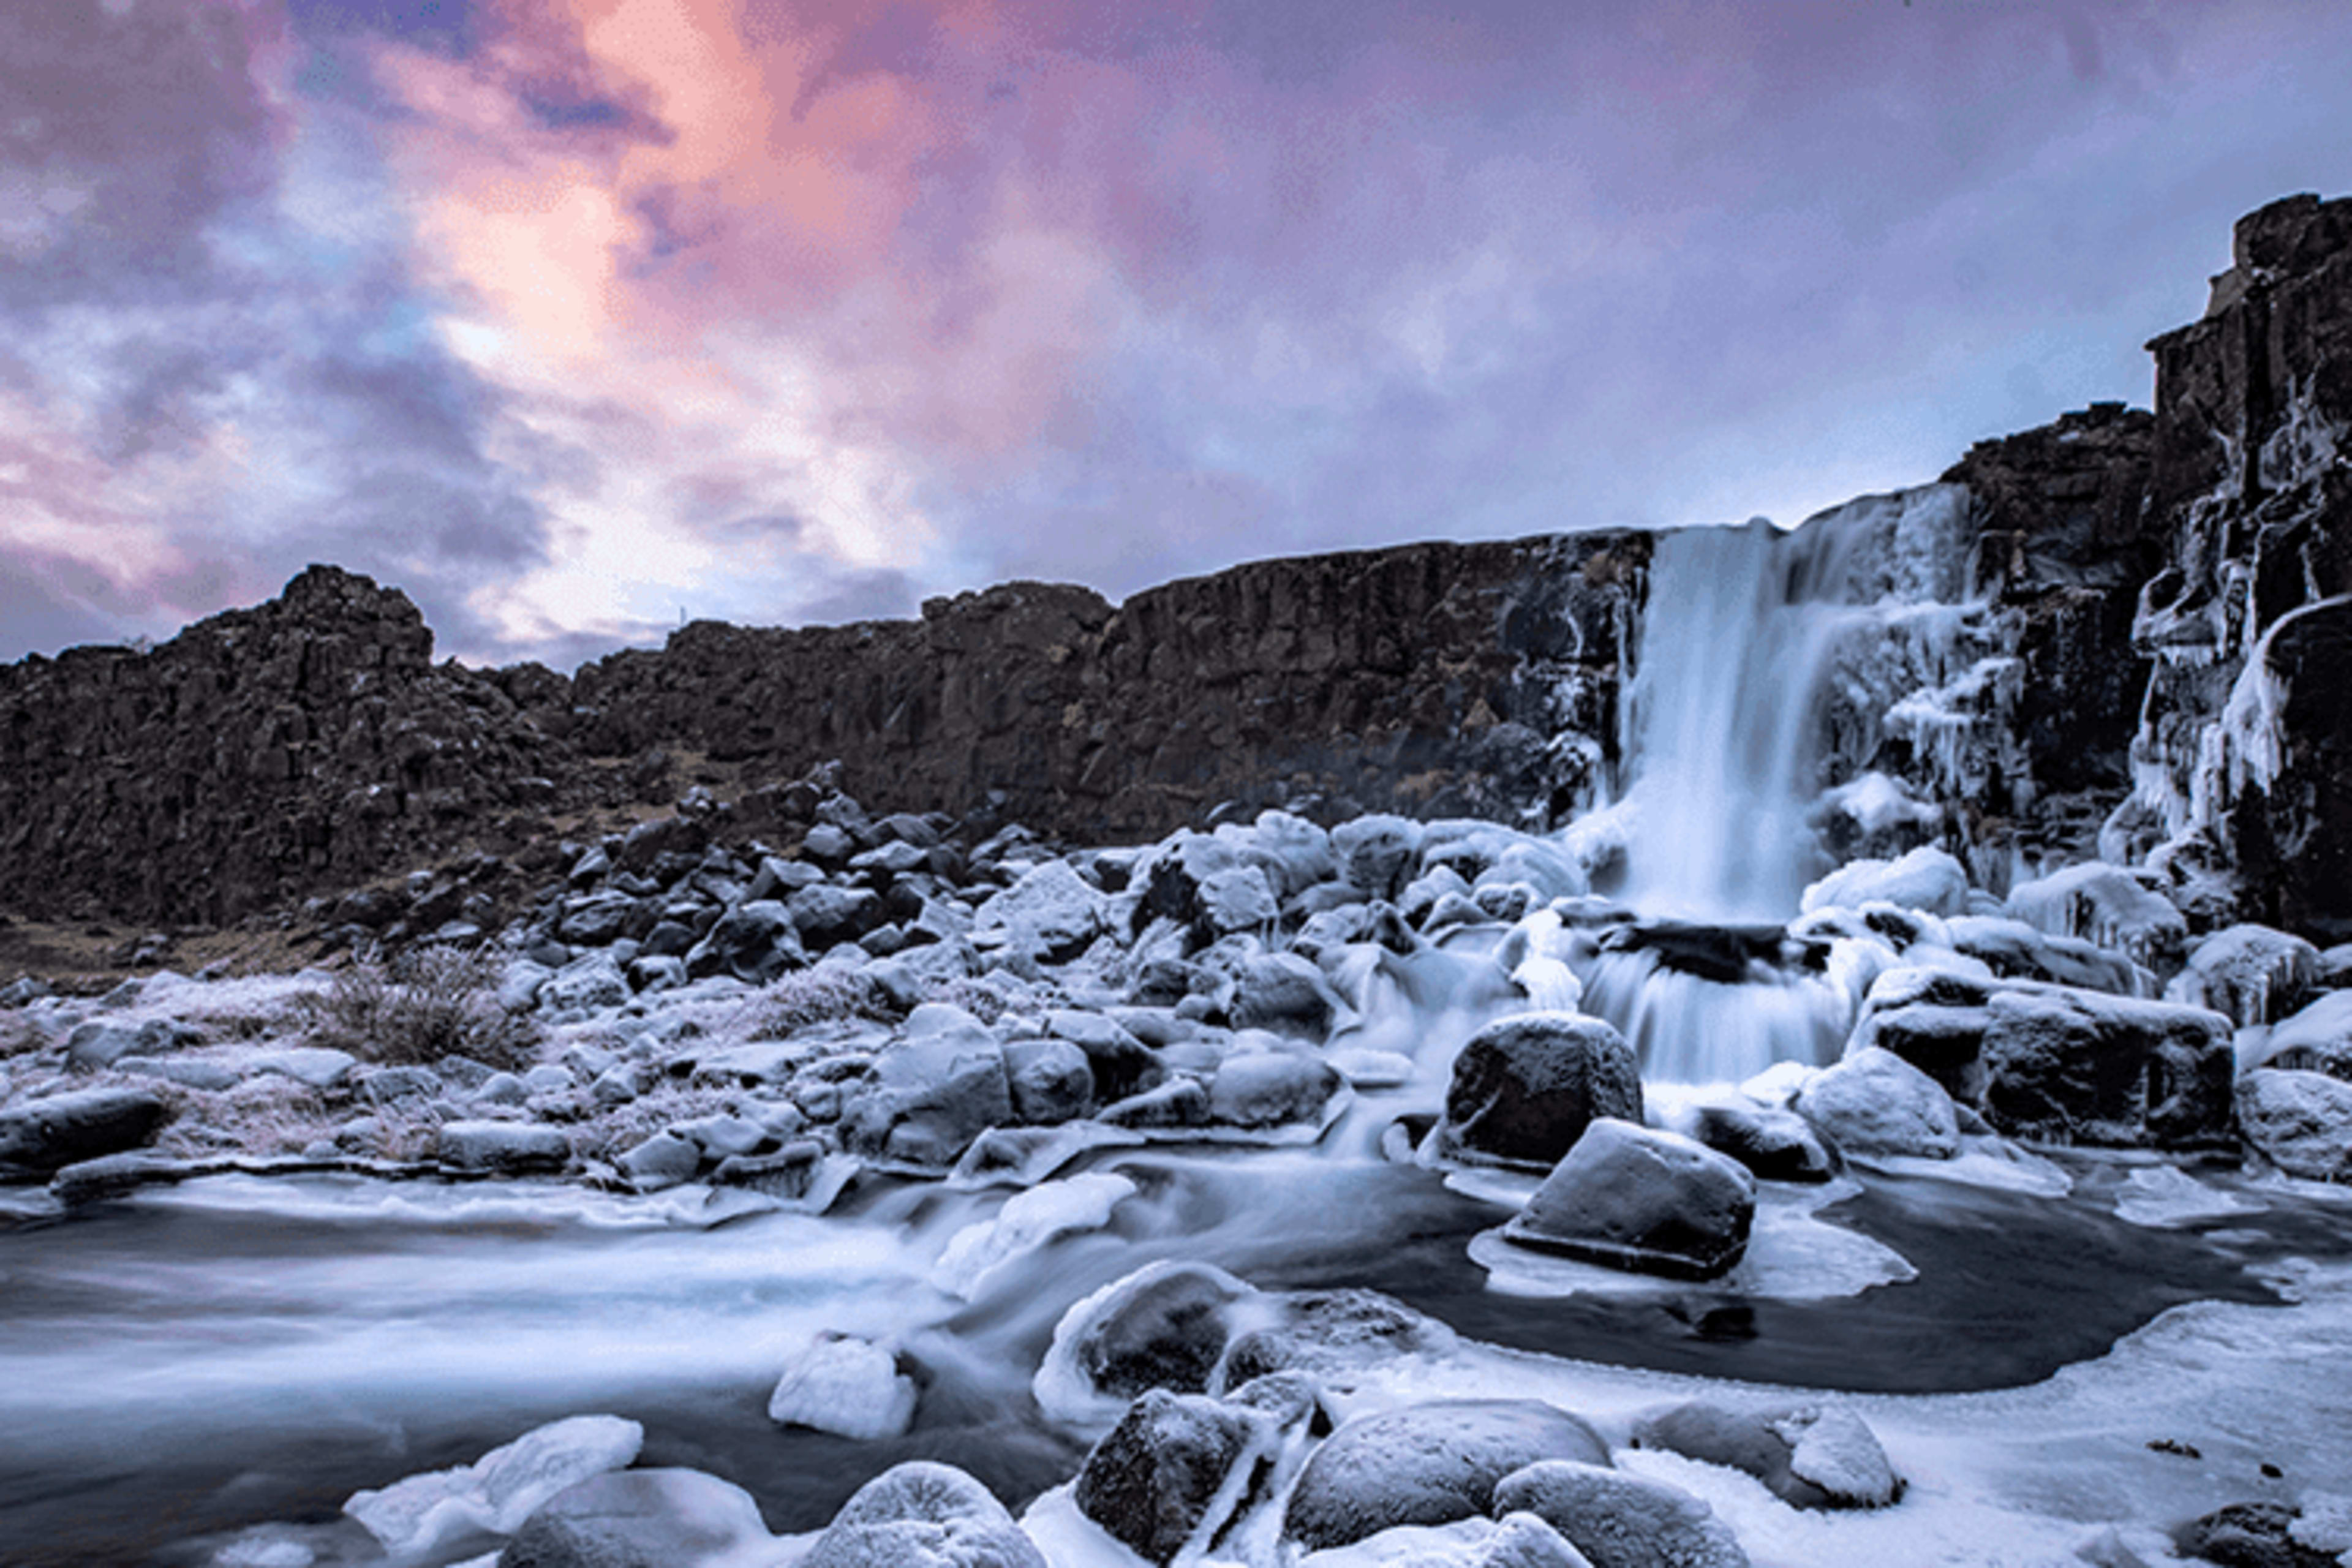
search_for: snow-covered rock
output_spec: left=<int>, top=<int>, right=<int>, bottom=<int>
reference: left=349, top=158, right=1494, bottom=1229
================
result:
left=1801, top=846, right=1969, bottom=918
left=1434, top=1012, right=1642, bottom=1172
left=2236, top=1068, right=2352, bottom=1181
left=802, top=1461, right=1046, bottom=1568
left=930, top=1173, right=1136, bottom=1298
left=1501, top=1118, right=1757, bottom=1281
left=342, top=1414, right=643, bottom=1556
left=1283, top=1400, right=1608, bottom=1551
left=1490, top=1460, right=1749, bottom=1568
left=1796, top=1047, right=1960, bottom=1159
left=767, top=1330, right=918, bottom=1440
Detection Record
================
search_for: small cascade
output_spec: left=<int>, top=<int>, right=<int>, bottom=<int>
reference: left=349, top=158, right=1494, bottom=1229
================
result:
left=1575, top=924, right=1852, bottom=1087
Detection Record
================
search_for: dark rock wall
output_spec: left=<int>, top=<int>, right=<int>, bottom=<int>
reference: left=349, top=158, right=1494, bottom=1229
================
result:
left=2105, top=192, right=2352, bottom=937
left=0, top=567, right=573, bottom=926
left=567, top=533, right=1646, bottom=843
left=1, top=538, right=1646, bottom=927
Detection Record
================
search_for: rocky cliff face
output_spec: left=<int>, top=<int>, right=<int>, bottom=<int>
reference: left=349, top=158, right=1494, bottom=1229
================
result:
left=0, top=568, right=579, bottom=927
left=0, top=538, right=1646, bottom=929
left=2100, top=192, right=2352, bottom=938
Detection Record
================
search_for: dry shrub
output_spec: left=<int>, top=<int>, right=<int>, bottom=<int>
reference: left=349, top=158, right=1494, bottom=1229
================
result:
left=744, top=968, right=897, bottom=1040
left=922, top=975, right=1008, bottom=1024
left=304, top=946, right=538, bottom=1070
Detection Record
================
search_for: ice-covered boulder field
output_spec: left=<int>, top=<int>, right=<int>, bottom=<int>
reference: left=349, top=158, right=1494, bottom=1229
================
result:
left=2, top=197, right=2350, bottom=1568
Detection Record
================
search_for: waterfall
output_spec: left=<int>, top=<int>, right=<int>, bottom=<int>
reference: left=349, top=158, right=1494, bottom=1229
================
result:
left=1585, top=484, right=1989, bottom=1084
left=1616, top=485, right=1981, bottom=923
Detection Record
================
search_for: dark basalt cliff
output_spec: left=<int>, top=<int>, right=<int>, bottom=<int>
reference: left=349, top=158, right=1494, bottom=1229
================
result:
left=1, top=195, right=2346, bottom=939
left=0, top=533, right=1645, bottom=927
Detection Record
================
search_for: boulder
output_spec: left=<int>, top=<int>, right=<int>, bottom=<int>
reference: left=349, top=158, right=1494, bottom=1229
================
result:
left=1978, top=989, right=2234, bottom=1148
left=1196, top=867, right=1279, bottom=936
left=1945, top=916, right=2141, bottom=994
left=1038, top=1261, right=1255, bottom=1417
left=1800, top=847, right=1970, bottom=917
left=1208, top=1051, right=1344, bottom=1129
left=1216, top=1287, right=1457, bottom=1392
left=1632, top=1401, right=1899, bottom=1510
left=684, top=901, right=805, bottom=984
left=2237, top=1069, right=2352, bottom=1181
left=1005, top=1038, right=1095, bottom=1125
left=617, top=1131, right=702, bottom=1191
left=840, top=1006, right=1012, bottom=1167
left=767, top=1331, right=918, bottom=1440
left=802, top=1461, right=1046, bottom=1568
left=1047, top=1010, right=1166, bottom=1101
left=498, top=1468, right=772, bottom=1568
left=1074, top=1389, right=1262, bottom=1566
left=1227, top=952, right=1340, bottom=1039
left=1436, top=1013, right=1643, bottom=1171
left=0, top=1087, right=170, bottom=1172
left=1796, top=1047, right=1960, bottom=1159
left=437, top=1121, right=570, bottom=1175
left=974, top=861, right=1106, bottom=964
left=64, top=1017, right=195, bottom=1071
left=1674, top=1100, right=1841, bottom=1183
left=1332, top=815, right=1425, bottom=902
left=541, top=953, right=631, bottom=1014
left=2167, top=924, right=2320, bottom=1027
left=1491, top=1461, right=1748, bottom=1568
left=2173, top=1501, right=2342, bottom=1568
left=1283, top=1399, right=1609, bottom=1551
left=786, top=884, right=886, bottom=951
left=1502, top=1119, right=1757, bottom=1280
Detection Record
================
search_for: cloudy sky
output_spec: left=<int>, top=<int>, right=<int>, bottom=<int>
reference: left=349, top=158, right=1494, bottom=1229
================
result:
left=4, top=1, right=2348, bottom=669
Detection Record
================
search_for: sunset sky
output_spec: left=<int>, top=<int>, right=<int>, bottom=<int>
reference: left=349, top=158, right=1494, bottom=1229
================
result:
left=4, top=1, right=2349, bottom=669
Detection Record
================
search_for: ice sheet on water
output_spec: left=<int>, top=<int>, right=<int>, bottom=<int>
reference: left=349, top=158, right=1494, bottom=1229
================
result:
left=344, top=1413, right=643, bottom=1555
left=127, top=1171, right=778, bottom=1231
left=931, top=1172, right=1139, bottom=1299
left=2111, top=1164, right=2256, bottom=1228
left=1853, top=1135, right=2073, bottom=1197
left=1287, top=1256, right=2352, bottom=1568
left=1468, top=1177, right=1913, bottom=1303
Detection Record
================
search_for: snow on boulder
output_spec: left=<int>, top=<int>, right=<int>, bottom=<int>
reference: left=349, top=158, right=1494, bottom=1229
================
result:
left=436, top=1121, right=570, bottom=1175
left=1434, top=1012, right=1643, bottom=1172
left=1796, top=1047, right=1960, bottom=1159
left=1035, top=1261, right=1257, bottom=1425
left=767, top=1330, right=918, bottom=1440
left=802, top=1460, right=1046, bottom=1568
left=1491, top=1460, right=1749, bottom=1568
left=2237, top=1068, right=2352, bottom=1182
left=1633, top=1400, right=1899, bottom=1510
left=1282, top=1400, right=1608, bottom=1552
left=931, top=1173, right=1137, bottom=1298
left=500, top=1467, right=774, bottom=1568
left=2004, top=863, right=2187, bottom=976
left=974, top=860, right=1107, bottom=964
left=1332, top=815, right=1425, bottom=902
left=1501, top=1119, right=1757, bottom=1281
left=2260, top=991, right=2352, bottom=1079
left=2166, top=924, right=2320, bottom=1027
left=1209, top=1049, right=1346, bottom=1129
left=1074, top=1389, right=1272, bottom=1566
left=839, top=1004, right=1012, bottom=1168
left=343, top=1414, right=643, bottom=1556
left=1800, top=846, right=1969, bottom=918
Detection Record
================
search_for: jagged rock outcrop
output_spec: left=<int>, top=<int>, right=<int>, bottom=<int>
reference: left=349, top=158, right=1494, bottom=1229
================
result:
left=0, top=567, right=582, bottom=927
left=2101, top=192, right=2352, bottom=937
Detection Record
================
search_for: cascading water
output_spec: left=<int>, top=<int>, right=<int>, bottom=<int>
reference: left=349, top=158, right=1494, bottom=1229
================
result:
left=1578, top=484, right=2000, bottom=1085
